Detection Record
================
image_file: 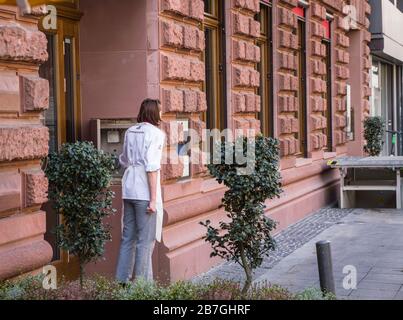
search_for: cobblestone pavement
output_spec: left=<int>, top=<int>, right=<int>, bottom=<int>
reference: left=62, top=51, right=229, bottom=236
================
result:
left=194, top=208, right=403, bottom=300
left=193, top=207, right=354, bottom=284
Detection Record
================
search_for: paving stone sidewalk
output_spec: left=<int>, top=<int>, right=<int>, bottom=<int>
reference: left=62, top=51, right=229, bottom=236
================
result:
left=194, top=208, right=403, bottom=300
left=193, top=207, right=354, bottom=284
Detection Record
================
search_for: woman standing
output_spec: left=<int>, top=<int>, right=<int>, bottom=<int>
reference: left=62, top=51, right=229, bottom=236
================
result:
left=115, top=99, right=165, bottom=284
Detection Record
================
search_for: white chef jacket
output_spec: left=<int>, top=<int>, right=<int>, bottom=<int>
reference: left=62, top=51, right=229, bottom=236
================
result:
left=119, top=122, right=165, bottom=242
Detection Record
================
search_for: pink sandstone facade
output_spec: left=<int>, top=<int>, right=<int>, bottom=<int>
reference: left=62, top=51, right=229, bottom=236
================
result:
left=0, top=5, right=52, bottom=280
left=0, top=0, right=371, bottom=283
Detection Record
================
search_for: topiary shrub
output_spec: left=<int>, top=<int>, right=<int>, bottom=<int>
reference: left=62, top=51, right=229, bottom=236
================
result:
left=364, top=116, right=385, bottom=156
left=201, top=134, right=282, bottom=296
left=45, top=141, right=116, bottom=287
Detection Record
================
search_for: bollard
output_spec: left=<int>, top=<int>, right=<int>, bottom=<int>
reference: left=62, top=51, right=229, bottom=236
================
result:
left=316, top=240, right=336, bottom=295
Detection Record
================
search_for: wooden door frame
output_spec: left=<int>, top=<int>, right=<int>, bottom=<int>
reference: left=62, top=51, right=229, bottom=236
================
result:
left=39, top=3, right=83, bottom=281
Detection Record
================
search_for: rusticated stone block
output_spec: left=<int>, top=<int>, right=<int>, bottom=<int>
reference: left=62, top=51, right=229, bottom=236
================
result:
left=249, top=19, right=260, bottom=38
left=233, top=12, right=250, bottom=36
left=0, top=24, right=48, bottom=63
left=233, top=65, right=260, bottom=88
left=161, top=20, right=204, bottom=52
left=196, top=91, right=207, bottom=112
left=310, top=114, right=326, bottom=130
left=233, top=12, right=260, bottom=38
left=279, top=52, right=296, bottom=70
left=311, top=96, right=325, bottom=112
left=235, top=0, right=260, bottom=13
left=278, top=7, right=297, bottom=28
left=335, top=97, right=346, bottom=112
left=336, top=33, right=350, bottom=48
left=183, top=89, right=198, bottom=112
left=279, top=73, right=297, bottom=91
left=311, top=40, right=326, bottom=57
left=280, top=136, right=298, bottom=157
left=279, top=30, right=298, bottom=49
left=322, top=0, right=343, bottom=11
left=190, top=119, right=206, bottom=142
left=162, top=0, right=204, bottom=21
left=162, top=54, right=191, bottom=81
left=20, top=75, right=49, bottom=112
left=189, top=0, right=204, bottom=21
left=245, top=93, right=260, bottom=113
left=335, top=48, right=349, bottom=64
left=0, top=72, right=20, bottom=112
left=162, top=88, right=184, bottom=113
left=161, top=20, right=184, bottom=48
left=279, top=95, right=297, bottom=112
left=335, top=130, right=347, bottom=145
left=0, top=126, right=49, bottom=162
left=0, top=240, right=52, bottom=281
left=312, top=59, right=326, bottom=75
left=311, top=21, right=325, bottom=38
left=250, top=69, right=260, bottom=88
left=280, top=0, right=298, bottom=6
left=233, top=39, right=260, bottom=63
left=248, top=118, right=261, bottom=135
left=311, top=2, right=326, bottom=20
left=279, top=116, right=292, bottom=134
left=183, top=24, right=197, bottom=49
left=0, top=171, right=21, bottom=214
left=161, top=120, right=185, bottom=146
left=191, top=151, right=207, bottom=176
left=190, top=61, right=205, bottom=82
left=311, top=78, right=326, bottom=94
left=162, top=157, right=184, bottom=181
left=162, top=0, right=187, bottom=15
left=233, top=93, right=246, bottom=113
left=22, top=170, right=48, bottom=208
left=233, top=65, right=250, bottom=87
left=335, top=114, right=347, bottom=128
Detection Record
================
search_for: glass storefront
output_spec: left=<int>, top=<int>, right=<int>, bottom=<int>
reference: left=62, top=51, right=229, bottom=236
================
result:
left=370, top=58, right=403, bottom=156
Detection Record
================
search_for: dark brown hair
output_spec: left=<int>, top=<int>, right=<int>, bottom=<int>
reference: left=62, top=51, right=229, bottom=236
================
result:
left=137, top=99, right=161, bottom=126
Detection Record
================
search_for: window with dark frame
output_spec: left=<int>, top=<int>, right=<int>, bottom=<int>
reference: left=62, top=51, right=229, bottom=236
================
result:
left=294, top=7, right=308, bottom=157
left=204, top=0, right=227, bottom=132
left=323, top=19, right=333, bottom=151
left=256, top=1, right=273, bottom=138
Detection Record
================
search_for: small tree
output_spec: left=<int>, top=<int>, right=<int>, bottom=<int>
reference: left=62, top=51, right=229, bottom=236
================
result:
left=364, top=116, right=385, bottom=156
left=201, top=135, right=282, bottom=295
left=45, top=142, right=116, bottom=287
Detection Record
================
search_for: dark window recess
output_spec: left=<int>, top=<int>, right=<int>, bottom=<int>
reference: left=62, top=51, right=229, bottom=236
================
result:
left=39, top=35, right=58, bottom=154
left=39, top=34, right=60, bottom=262
left=64, top=38, right=76, bottom=143
left=297, top=17, right=308, bottom=157
left=257, top=2, right=274, bottom=137
left=204, top=0, right=226, bottom=132
left=324, top=39, right=333, bottom=150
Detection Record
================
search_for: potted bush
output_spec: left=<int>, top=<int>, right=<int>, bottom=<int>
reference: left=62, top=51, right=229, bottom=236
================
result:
left=45, top=141, right=116, bottom=287
left=363, top=116, right=385, bottom=156
left=201, top=134, right=282, bottom=295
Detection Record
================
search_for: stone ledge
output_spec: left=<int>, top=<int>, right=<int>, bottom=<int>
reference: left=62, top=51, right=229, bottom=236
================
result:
left=0, top=240, right=52, bottom=281
left=0, top=23, right=48, bottom=63
left=0, top=126, right=49, bottom=162
left=0, top=211, right=47, bottom=246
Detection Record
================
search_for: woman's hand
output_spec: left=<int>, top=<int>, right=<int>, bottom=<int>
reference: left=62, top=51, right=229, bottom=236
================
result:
left=147, top=200, right=157, bottom=214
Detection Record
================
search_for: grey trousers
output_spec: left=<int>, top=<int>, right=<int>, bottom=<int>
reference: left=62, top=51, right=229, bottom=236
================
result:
left=115, top=199, right=156, bottom=283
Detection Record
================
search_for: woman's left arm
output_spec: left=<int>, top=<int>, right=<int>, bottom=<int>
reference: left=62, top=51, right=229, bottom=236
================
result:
left=119, top=131, right=130, bottom=168
left=145, top=131, right=165, bottom=213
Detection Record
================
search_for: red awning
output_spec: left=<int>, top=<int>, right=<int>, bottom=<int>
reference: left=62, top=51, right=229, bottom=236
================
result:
left=292, top=6, right=305, bottom=18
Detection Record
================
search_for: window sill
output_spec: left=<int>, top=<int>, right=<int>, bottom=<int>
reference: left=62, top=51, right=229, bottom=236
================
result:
left=295, top=157, right=313, bottom=168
